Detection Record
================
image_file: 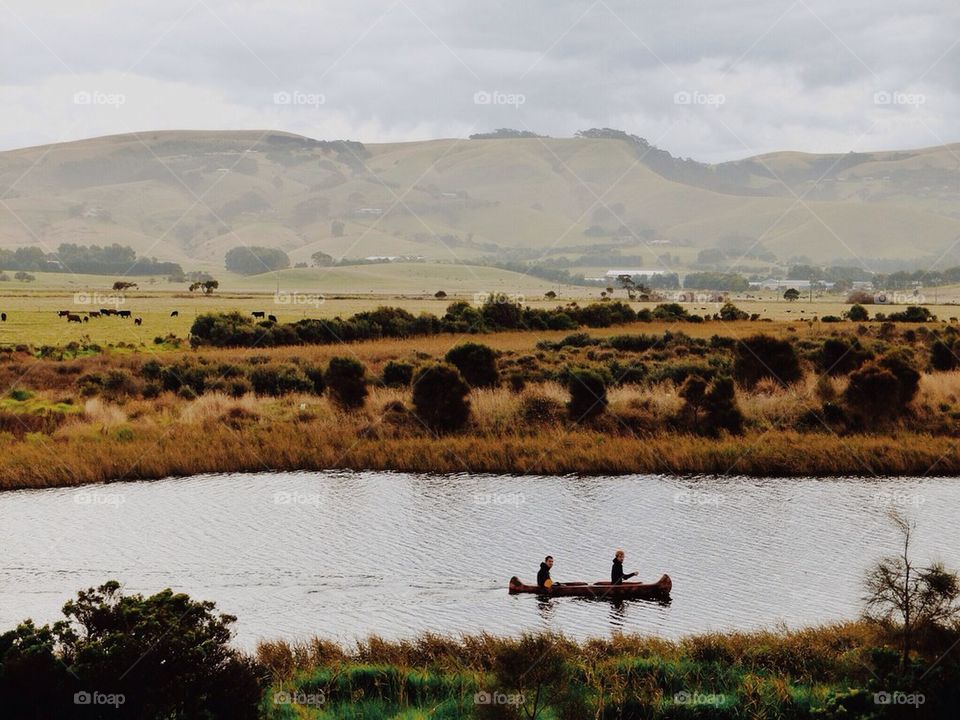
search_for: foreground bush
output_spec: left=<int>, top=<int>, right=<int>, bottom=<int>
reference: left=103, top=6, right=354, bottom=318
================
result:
left=445, top=342, right=500, bottom=388
left=567, top=367, right=607, bottom=421
left=324, top=357, right=368, bottom=409
left=734, top=334, right=803, bottom=388
left=411, top=363, right=471, bottom=432
left=0, top=581, right=264, bottom=719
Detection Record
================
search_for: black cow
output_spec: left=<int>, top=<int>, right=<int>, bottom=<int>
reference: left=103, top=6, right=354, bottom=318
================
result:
left=88, top=311, right=100, bottom=318
left=268, top=314, right=278, bottom=322
left=57, top=310, right=70, bottom=317
left=101, top=308, right=116, bottom=316
left=252, top=311, right=265, bottom=318
left=83, top=316, right=89, bottom=323
left=134, top=317, right=142, bottom=326
left=170, top=310, right=179, bottom=317
left=118, top=310, right=132, bottom=318
left=1, top=312, right=6, bottom=322
left=67, top=314, right=82, bottom=323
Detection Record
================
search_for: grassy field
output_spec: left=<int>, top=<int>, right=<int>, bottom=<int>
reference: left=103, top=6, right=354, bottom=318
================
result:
left=2, top=268, right=959, bottom=348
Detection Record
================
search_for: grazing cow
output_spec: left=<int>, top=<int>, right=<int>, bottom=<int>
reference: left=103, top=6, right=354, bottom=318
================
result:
left=57, top=310, right=70, bottom=317
left=268, top=314, right=278, bottom=322
left=101, top=308, right=116, bottom=316
left=1, top=312, right=5, bottom=321
left=252, top=311, right=265, bottom=318
left=118, top=310, right=132, bottom=318
left=170, top=310, right=179, bottom=317
left=67, top=314, right=82, bottom=323
left=83, top=316, right=89, bottom=323
left=88, top=311, right=100, bottom=318
left=134, top=317, right=142, bottom=326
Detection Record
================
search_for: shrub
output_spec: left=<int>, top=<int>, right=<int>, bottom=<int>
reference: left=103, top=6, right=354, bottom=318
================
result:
left=652, top=303, right=688, bottom=321
left=566, top=367, right=607, bottom=421
left=930, top=340, right=959, bottom=372
left=819, top=338, right=872, bottom=376
left=519, top=391, right=564, bottom=425
left=877, top=353, right=920, bottom=407
left=679, top=375, right=743, bottom=435
left=847, top=304, right=869, bottom=321
left=507, top=372, right=527, bottom=393
left=844, top=363, right=903, bottom=417
left=701, top=376, right=744, bottom=435
left=718, top=302, right=749, bottom=321
left=734, top=335, right=802, bottom=388
left=382, top=360, right=414, bottom=387
left=886, top=306, right=932, bottom=323
left=444, top=342, right=499, bottom=388
left=249, top=364, right=314, bottom=397
left=0, top=581, right=264, bottom=719
left=325, top=357, right=368, bottom=409
left=411, top=363, right=471, bottom=432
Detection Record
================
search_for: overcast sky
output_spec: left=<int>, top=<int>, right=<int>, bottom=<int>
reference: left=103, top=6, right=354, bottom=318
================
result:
left=2, top=0, right=957, bottom=161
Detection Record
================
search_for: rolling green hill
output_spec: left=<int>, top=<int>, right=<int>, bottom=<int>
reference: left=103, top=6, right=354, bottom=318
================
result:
left=2, top=129, right=959, bottom=271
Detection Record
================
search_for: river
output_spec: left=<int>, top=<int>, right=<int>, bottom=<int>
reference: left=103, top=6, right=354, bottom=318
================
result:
left=1, top=471, right=956, bottom=646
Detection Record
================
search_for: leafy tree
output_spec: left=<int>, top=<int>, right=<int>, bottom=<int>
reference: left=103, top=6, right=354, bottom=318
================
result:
left=311, top=250, right=334, bottom=267
left=411, top=363, right=471, bottom=432
left=445, top=342, right=499, bottom=388
left=13, top=271, right=35, bottom=282
left=567, top=367, right=607, bottom=421
left=112, top=281, right=138, bottom=291
left=544, top=290, right=557, bottom=299
left=224, top=246, right=290, bottom=275
left=325, top=357, right=367, bottom=409
left=783, top=288, right=800, bottom=302
left=864, top=513, right=960, bottom=669
left=434, top=290, right=447, bottom=299
left=202, top=280, right=219, bottom=294
left=733, top=335, right=803, bottom=388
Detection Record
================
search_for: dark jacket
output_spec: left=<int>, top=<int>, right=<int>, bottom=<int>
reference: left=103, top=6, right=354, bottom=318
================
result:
left=611, top=559, right=637, bottom=584
left=537, top=562, right=551, bottom=587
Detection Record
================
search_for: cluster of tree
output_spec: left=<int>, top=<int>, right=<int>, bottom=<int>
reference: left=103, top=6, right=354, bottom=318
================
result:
left=787, top=264, right=875, bottom=282
left=876, top=267, right=960, bottom=289
left=224, top=246, right=291, bottom=275
left=189, top=297, right=768, bottom=350
left=682, top=272, right=750, bottom=291
left=0, top=244, right=182, bottom=276
left=468, top=128, right=547, bottom=139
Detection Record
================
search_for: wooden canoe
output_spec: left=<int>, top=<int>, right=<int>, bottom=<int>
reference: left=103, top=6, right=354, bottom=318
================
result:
left=508, top=574, right=672, bottom=599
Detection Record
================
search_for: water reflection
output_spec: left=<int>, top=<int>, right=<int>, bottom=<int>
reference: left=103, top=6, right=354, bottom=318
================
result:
left=0, top=471, right=957, bottom=646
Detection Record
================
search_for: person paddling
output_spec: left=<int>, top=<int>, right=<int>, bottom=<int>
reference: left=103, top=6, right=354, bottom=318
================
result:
left=537, top=556, right=554, bottom=588
left=611, top=550, right=638, bottom=584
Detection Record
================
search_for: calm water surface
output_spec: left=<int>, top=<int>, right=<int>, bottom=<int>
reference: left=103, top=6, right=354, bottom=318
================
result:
left=1, top=471, right=957, bottom=646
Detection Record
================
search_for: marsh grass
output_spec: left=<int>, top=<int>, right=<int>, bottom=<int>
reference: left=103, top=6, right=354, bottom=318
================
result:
left=254, top=623, right=911, bottom=719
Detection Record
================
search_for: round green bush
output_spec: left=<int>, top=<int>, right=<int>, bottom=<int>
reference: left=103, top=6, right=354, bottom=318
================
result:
left=411, top=363, right=471, bottom=432
left=325, top=357, right=368, bottom=409
left=566, top=367, right=607, bottom=421
left=444, top=342, right=499, bottom=388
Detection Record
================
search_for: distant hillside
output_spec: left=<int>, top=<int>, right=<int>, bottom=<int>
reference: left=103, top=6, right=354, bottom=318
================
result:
left=2, top=129, right=959, bottom=270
